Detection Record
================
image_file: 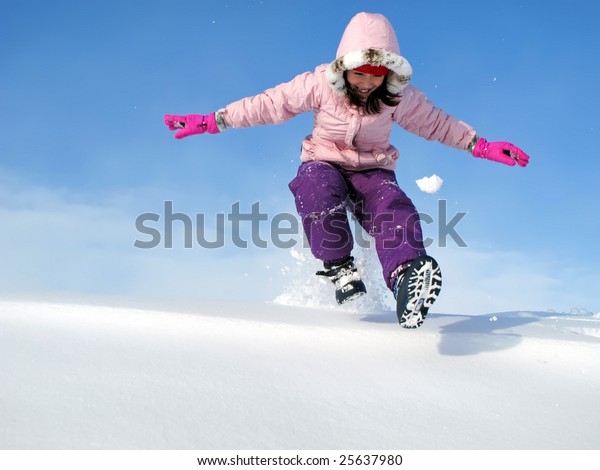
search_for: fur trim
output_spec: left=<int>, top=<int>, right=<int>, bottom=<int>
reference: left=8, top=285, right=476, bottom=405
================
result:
left=326, top=48, right=412, bottom=96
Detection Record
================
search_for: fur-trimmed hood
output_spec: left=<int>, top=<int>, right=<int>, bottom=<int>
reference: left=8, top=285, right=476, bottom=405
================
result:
left=326, top=12, right=412, bottom=96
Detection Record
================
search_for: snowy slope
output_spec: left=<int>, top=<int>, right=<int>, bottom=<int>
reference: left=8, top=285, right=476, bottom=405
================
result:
left=1, top=296, right=599, bottom=450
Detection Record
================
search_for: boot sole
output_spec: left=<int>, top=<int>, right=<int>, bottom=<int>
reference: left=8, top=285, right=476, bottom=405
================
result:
left=396, top=256, right=442, bottom=328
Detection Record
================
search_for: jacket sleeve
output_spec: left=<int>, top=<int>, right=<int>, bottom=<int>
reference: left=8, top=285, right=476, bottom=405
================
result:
left=220, top=68, right=323, bottom=128
left=392, top=85, right=476, bottom=150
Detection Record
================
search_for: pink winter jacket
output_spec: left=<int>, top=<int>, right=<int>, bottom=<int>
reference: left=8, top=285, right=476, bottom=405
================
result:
left=219, top=12, right=476, bottom=171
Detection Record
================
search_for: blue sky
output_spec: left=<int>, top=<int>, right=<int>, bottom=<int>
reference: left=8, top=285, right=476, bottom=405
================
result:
left=1, top=0, right=598, bottom=314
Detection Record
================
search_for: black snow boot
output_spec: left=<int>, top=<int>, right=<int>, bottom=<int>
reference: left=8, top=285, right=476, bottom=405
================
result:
left=316, top=256, right=367, bottom=305
left=393, top=255, right=442, bottom=328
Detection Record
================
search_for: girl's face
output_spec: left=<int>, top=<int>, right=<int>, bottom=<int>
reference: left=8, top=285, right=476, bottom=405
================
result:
left=346, top=70, right=386, bottom=98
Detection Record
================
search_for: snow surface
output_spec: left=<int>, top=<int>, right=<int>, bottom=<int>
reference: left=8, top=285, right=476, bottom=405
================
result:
left=1, top=289, right=599, bottom=450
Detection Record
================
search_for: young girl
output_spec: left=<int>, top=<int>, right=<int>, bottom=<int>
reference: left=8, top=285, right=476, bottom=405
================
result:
left=164, top=12, right=529, bottom=328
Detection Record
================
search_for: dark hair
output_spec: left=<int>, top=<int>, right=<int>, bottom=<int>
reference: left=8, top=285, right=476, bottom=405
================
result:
left=344, top=72, right=400, bottom=114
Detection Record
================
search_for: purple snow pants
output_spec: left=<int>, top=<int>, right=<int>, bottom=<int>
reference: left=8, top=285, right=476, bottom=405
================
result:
left=289, top=161, right=426, bottom=291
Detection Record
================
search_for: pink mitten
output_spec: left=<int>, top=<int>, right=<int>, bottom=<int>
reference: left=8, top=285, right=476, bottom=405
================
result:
left=472, top=138, right=530, bottom=167
left=164, top=113, right=220, bottom=139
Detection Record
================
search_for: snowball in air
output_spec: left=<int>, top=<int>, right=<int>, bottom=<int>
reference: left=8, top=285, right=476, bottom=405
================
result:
left=416, top=174, right=444, bottom=193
